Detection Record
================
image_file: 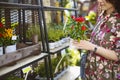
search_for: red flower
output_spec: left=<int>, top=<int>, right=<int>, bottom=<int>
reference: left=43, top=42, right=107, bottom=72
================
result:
left=0, top=22, right=3, bottom=28
left=81, top=26, right=87, bottom=31
left=71, top=16, right=75, bottom=19
left=65, top=16, right=88, bottom=40
left=0, top=33, right=3, bottom=37
left=75, top=17, right=85, bottom=23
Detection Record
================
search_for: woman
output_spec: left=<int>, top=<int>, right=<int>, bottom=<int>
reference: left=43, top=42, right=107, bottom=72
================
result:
left=73, top=0, right=120, bottom=80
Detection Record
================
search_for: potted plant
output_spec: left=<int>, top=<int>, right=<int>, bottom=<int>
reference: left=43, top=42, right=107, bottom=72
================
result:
left=26, top=24, right=41, bottom=44
left=64, top=16, right=88, bottom=41
left=47, top=23, right=66, bottom=42
left=0, top=22, right=18, bottom=54
left=47, top=23, right=66, bottom=49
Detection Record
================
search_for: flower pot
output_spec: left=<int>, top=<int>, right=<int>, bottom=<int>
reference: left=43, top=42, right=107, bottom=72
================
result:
left=32, top=34, right=38, bottom=44
left=5, top=44, right=16, bottom=53
left=49, top=42, right=55, bottom=50
left=0, top=47, right=3, bottom=55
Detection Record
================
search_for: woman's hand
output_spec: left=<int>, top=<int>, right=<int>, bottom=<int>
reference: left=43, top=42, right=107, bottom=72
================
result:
left=72, top=40, right=96, bottom=51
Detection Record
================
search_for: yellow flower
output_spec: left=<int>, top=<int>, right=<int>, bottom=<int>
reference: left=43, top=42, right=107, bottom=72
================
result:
left=85, top=11, right=97, bottom=25
left=3, top=28, right=13, bottom=38
left=0, top=22, right=18, bottom=46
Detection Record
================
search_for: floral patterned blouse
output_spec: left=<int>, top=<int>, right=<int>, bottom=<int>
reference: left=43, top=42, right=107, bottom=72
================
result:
left=85, top=11, right=120, bottom=80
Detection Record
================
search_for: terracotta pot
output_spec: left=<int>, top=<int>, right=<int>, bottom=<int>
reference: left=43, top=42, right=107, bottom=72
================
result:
left=32, top=35, right=38, bottom=44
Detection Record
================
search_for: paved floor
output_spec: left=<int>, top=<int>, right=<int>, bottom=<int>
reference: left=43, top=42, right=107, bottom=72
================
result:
left=58, top=66, right=80, bottom=80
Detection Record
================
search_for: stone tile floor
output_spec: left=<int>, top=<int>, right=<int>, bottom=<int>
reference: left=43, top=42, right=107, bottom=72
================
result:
left=58, top=66, right=80, bottom=80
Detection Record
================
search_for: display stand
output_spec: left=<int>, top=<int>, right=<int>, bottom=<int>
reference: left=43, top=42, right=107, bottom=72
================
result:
left=0, top=0, right=78, bottom=80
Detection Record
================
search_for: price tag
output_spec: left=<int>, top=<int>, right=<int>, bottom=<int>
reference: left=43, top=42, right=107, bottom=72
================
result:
left=12, top=36, right=17, bottom=40
left=22, top=66, right=32, bottom=74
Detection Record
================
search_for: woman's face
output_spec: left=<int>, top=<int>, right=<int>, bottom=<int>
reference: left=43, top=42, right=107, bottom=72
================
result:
left=97, top=0, right=113, bottom=11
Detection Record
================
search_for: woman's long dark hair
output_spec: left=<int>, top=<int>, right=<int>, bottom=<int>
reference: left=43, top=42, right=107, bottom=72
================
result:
left=106, top=0, right=120, bottom=13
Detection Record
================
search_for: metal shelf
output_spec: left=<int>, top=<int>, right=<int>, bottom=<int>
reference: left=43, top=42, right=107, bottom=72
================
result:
left=0, top=2, right=78, bottom=11
left=49, top=42, right=69, bottom=54
left=43, top=6, right=78, bottom=11
left=0, top=53, right=48, bottom=76
left=0, top=2, right=40, bottom=9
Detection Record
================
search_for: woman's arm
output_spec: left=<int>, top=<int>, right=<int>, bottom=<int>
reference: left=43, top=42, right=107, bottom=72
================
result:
left=73, top=40, right=118, bottom=61
left=94, top=46, right=118, bottom=61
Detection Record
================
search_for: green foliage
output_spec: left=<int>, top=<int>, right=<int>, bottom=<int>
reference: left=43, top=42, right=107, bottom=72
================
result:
left=26, top=24, right=41, bottom=41
left=34, top=55, right=68, bottom=77
left=34, top=57, right=59, bottom=77
left=65, top=16, right=88, bottom=40
left=47, top=23, right=65, bottom=42
left=5, top=75, right=24, bottom=80
left=11, top=22, right=18, bottom=29
left=65, top=48, right=80, bottom=66
left=59, top=0, right=69, bottom=7
left=33, top=48, right=80, bottom=77
left=85, top=11, right=97, bottom=25
left=34, top=62, right=46, bottom=77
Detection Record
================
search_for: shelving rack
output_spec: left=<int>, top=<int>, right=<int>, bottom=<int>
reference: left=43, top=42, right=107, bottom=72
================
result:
left=0, top=53, right=48, bottom=76
left=0, top=0, right=78, bottom=80
left=38, top=0, right=78, bottom=80
left=0, top=1, right=50, bottom=80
